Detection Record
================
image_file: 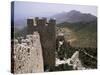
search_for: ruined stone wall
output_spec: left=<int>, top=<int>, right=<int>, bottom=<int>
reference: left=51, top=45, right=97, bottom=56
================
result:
left=27, top=17, right=56, bottom=69
left=11, top=32, right=44, bottom=74
left=70, top=51, right=84, bottom=70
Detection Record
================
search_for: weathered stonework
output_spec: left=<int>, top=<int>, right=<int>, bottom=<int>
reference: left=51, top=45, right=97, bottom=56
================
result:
left=12, top=32, right=44, bottom=74
left=11, top=17, right=56, bottom=73
left=70, top=51, right=85, bottom=70
left=27, top=17, right=56, bottom=70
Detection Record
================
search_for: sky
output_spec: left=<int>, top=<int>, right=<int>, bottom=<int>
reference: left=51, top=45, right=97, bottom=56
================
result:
left=14, top=1, right=97, bottom=19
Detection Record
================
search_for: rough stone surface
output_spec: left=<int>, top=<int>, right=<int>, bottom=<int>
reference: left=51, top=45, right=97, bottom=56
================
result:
left=70, top=51, right=85, bottom=70
left=12, top=32, right=44, bottom=74
left=27, top=17, right=56, bottom=69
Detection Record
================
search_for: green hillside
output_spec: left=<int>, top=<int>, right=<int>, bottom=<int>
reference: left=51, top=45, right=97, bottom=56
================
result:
left=57, top=20, right=97, bottom=48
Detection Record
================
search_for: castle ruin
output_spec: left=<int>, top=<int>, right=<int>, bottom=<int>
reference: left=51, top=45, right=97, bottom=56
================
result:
left=11, top=17, right=56, bottom=73
left=27, top=17, right=56, bottom=70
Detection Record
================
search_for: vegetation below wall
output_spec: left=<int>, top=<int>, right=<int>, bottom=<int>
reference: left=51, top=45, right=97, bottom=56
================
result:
left=57, top=20, right=97, bottom=48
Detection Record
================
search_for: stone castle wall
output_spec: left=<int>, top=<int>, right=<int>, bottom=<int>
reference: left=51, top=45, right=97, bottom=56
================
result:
left=12, top=32, right=44, bottom=74
left=27, top=17, right=56, bottom=69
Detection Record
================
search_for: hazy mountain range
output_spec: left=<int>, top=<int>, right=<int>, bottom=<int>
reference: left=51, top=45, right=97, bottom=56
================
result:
left=52, top=10, right=97, bottom=23
left=13, top=10, right=97, bottom=29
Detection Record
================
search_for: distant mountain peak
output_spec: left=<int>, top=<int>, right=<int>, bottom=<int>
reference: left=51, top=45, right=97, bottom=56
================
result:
left=68, top=10, right=81, bottom=14
left=52, top=10, right=97, bottom=23
left=14, top=10, right=97, bottom=29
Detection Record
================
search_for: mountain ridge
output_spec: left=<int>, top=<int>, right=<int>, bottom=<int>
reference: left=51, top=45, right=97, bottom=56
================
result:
left=13, top=10, right=97, bottom=29
left=52, top=10, right=97, bottom=23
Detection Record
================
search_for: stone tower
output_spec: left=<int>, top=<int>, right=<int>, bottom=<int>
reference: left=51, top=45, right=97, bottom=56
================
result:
left=27, top=17, right=56, bottom=70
